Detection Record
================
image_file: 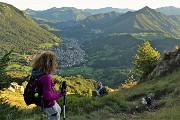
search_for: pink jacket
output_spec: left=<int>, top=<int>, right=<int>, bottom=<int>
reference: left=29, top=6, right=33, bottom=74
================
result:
left=38, top=74, right=63, bottom=108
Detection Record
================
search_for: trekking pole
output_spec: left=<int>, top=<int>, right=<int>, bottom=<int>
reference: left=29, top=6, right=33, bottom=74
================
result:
left=63, top=93, right=66, bottom=120
left=61, top=81, right=66, bottom=120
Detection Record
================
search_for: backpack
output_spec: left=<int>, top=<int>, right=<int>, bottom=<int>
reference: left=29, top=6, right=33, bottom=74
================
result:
left=23, top=75, right=44, bottom=107
left=99, top=87, right=108, bottom=96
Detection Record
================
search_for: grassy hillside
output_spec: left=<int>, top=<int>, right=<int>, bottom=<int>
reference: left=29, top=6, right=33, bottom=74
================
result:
left=0, top=55, right=180, bottom=119
left=64, top=69, right=180, bottom=120
left=0, top=2, right=60, bottom=54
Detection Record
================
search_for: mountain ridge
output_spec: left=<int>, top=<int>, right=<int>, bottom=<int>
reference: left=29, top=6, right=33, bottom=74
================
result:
left=84, top=7, right=133, bottom=15
left=106, top=6, right=180, bottom=38
left=24, top=6, right=180, bottom=20
left=155, top=6, right=180, bottom=15
left=25, top=7, right=90, bottom=21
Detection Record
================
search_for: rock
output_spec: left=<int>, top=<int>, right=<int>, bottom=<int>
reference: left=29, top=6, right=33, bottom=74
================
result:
left=8, top=86, right=15, bottom=92
left=8, top=82, right=24, bottom=92
left=149, top=49, right=180, bottom=79
left=11, top=82, right=19, bottom=89
left=175, top=54, right=180, bottom=66
left=169, top=59, right=176, bottom=66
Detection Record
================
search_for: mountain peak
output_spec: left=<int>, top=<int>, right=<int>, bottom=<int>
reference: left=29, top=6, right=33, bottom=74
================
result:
left=25, top=8, right=34, bottom=11
left=141, top=6, right=153, bottom=11
left=51, top=7, right=57, bottom=9
left=136, top=6, right=156, bottom=14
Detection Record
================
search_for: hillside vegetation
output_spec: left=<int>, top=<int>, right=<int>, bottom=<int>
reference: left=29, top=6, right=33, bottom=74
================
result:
left=0, top=2, right=60, bottom=54
left=0, top=49, right=180, bottom=120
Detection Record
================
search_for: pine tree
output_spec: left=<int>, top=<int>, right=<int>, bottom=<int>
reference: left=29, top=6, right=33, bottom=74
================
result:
left=0, top=50, right=12, bottom=89
left=133, top=41, right=160, bottom=78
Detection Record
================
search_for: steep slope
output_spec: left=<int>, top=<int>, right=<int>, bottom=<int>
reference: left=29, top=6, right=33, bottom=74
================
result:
left=107, top=6, right=180, bottom=38
left=0, top=2, right=60, bottom=54
left=64, top=49, right=180, bottom=119
left=156, top=6, right=180, bottom=15
left=25, top=7, right=90, bottom=21
left=170, top=15, right=180, bottom=23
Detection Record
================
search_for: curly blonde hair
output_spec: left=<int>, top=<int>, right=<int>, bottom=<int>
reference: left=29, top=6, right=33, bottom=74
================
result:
left=32, top=51, right=58, bottom=73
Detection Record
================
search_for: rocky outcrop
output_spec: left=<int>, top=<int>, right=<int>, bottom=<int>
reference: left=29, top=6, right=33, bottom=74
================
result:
left=148, top=48, right=180, bottom=79
left=8, top=82, right=24, bottom=93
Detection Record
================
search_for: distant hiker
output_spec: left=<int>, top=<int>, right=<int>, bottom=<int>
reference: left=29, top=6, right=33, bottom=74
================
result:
left=31, top=51, right=66, bottom=120
left=96, top=81, right=108, bottom=97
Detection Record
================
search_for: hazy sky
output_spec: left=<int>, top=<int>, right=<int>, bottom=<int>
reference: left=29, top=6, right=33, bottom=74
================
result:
left=0, top=0, right=180, bottom=10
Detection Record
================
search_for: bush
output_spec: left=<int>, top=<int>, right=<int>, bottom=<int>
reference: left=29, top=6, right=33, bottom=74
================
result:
left=121, top=75, right=137, bottom=89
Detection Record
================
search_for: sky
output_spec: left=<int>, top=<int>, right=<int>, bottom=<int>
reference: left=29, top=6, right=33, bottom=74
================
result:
left=0, top=0, right=180, bottom=10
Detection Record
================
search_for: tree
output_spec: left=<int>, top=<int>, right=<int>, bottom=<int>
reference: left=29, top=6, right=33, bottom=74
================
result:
left=133, top=41, right=160, bottom=78
left=0, top=50, right=12, bottom=89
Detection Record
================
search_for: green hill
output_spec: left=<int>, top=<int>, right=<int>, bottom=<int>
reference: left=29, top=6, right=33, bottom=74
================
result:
left=82, top=11, right=122, bottom=28
left=0, top=2, right=60, bottom=54
left=107, top=6, right=180, bottom=38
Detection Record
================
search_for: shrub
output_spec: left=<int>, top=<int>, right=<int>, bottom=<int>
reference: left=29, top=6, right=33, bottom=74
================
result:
left=121, top=75, right=137, bottom=89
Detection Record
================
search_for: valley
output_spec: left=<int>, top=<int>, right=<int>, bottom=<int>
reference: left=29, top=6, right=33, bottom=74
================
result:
left=23, top=6, right=180, bottom=87
left=0, top=2, right=180, bottom=119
